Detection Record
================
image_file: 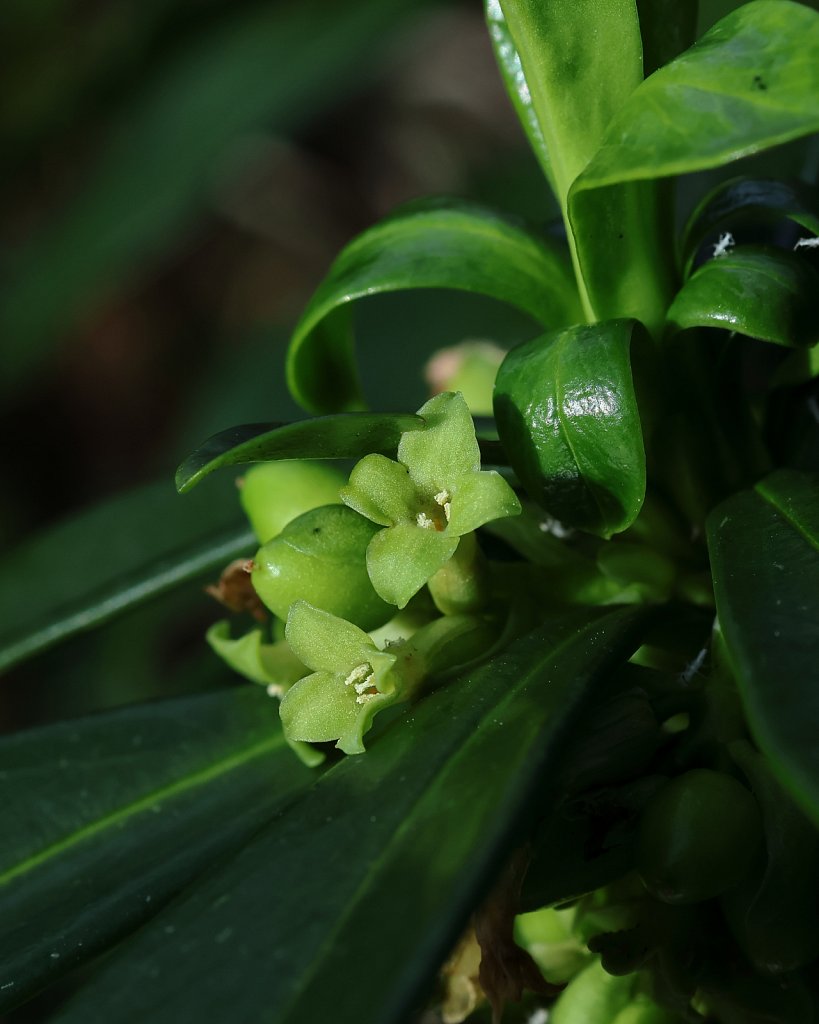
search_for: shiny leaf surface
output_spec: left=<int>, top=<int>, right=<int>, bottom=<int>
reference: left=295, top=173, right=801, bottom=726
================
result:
left=175, top=413, right=424, bottom=494
left=681, top=177, right=819, bottom=277
left=666, top=246, right=819, bottom=347
left=286, top=199, right=581, bottom=413
left=0, top=478, right=253, bottom=675
left=52, top=608, right=654, bottom=1024
left=0, top=687, right=315, bottom=1009
left=494, top=320, right=647, bottom=538
left=708, top=470, right=819, bottom=823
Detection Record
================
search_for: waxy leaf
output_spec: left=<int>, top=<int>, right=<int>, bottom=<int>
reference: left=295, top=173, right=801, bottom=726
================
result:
left=681, top=177, right=819, bottom=277
left=666, top=247, right=819, bottom=348
left=0, top=687, right=315, bottom=1009
left=175, top=413, right=423, bottom=494
left=494, top=320, right=647, bottom=538
left=0, top=478, right=253, bottom=675
left=569, top=0, right=819, bottom=330
left=708, top=470, right=819, bottom=823
left=52, top=607, right=655, bottom=1024
left=286, top=199, right=581, bottom=413
left=574, top=2, right=819, bottom=192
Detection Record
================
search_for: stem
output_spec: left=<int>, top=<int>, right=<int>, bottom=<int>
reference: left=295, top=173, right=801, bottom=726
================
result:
left=402, top=612, right=497, bottom=683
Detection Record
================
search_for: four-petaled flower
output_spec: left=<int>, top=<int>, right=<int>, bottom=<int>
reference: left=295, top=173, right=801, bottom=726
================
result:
left=340, top=391, right=521, bottom=608
left=280, top=601, right=420, bottom=755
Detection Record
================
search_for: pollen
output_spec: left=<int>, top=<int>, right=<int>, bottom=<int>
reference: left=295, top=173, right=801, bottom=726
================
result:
left=344, top=663, right=373, bottom=688
left=416, top=511, right=435, bottom=530
left=434, top=490, right=452, bottom=522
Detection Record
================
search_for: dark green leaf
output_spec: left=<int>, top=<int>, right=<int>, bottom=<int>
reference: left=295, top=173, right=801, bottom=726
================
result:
left=666, top=246, right=819, bottom=347
left=681, top=177, right=819, bottom=277
left=0, top=477, right=253, bottom=675
left=0, top=0, right=427, bottom=399
left=175, top=413, right=424, bottom=494
left=52, top=607, right=654, bottom=1024
left=494, top=320, right=647, bottom=538
left=708, top=469, right=819, bottom=824
left=636, top=0, right=698, bottom=77
left=286, top=199, right=581, bottom=413
left=0, top=687, right=315, bottom=1009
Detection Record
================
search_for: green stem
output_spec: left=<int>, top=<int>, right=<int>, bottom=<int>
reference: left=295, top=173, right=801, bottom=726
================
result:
left=401, top=611, right=496, bottom=684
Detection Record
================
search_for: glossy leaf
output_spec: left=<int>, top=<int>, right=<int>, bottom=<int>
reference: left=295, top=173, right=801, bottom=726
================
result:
left=494, top=320, right=647, bottom=538
left=52, top=607, right=655, bottom=1024
left=574, top=2, right=819, bottom=193
left=681, top=177, right=819, bottom=277
left=485, top=0, right=555, bottom=192
left=286, top=198, right=581, bottom=413
left=0, top=477, right=253, bottom=675
left=569, top=1, right=819, bottom=329
left=666, top=246, right=819, bottom=348
left=175, top=414, right=424, bottom=494
left=708, top=469, right=819, bottom=823
left=496, top=0, right=642, bottom=208
left=0, top=0, right=428, bottom=399
left=0, top=687, right=315, bottom=1009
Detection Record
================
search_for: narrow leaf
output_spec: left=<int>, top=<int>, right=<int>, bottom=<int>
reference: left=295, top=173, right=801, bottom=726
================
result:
left=51, top=608, right=655, bottom=1024
left=666, top=246, right=819, bottom=348
left=175, top=413, right=424, bottom=494
left=0, top=478, right=253, bottom=675
left=0, top=0, right=429, bottom=398
left=494, top=320, right=647, bottom=538
left=708, top=469, right=819, bottom=823
left=286, top=199, right=581, bottom=413
left=0, top=687, right=315, bottom=1009
left=681, top=177, right=819, bottom=277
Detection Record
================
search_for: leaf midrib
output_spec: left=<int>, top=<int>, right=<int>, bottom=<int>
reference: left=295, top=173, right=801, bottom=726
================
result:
left=0, top=730, right=288, bottom=888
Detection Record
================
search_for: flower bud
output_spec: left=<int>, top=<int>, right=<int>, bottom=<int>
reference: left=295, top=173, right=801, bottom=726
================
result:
left=239, top=460, right=344, bottom=543
left=251, top=505, right=392, bottom=630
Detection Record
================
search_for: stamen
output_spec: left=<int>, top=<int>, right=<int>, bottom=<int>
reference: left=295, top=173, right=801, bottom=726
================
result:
left=266, top=683, right=284, bottom=699
left=355, top=692, right=377, bottom=705
left=353, top=675, right=375, bottom=694
left=344, top=663, right=372, bottom=688
left=416, top=511, right=435, bottom=530
left=434, top=489, right=450, bottom=506
left=443, top=501, right=452, bottom=522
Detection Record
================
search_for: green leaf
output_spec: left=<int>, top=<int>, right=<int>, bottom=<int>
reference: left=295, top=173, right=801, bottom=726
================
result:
left=569, top=0, right=819, bottom=331
left=494, top=320, right=647, bottom=538
left=484, top=0, right=555, bottom=192
left=666, top=246, right=819, bottom=348
left=286, top=198, right=581, bottom=413
left=708, top=469, right=819, bottom=824
left=496, top=0, right=642, bottom=209
left=175, top=413, right=424, bottom=494
left=0, top=477, right=253, bottom=675
left=681, top=177, right=819, bottom=278
left=574, top=2, right=819, bottom=192
left=49, top=607, right=654, bottom=1024
left=635, top=0, right=698, bottom=77
left=0, top=0, right=429, bottom=399
left=0, top=687, right=315, bottom=1010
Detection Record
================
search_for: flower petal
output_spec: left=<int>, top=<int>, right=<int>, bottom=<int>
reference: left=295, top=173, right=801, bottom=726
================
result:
left=398, top=392, right=480, bottom=492
left=367, top=522, right=459, bottom=609
left=279, top=670, right=359, bottom=743
left=285, top=601, right=374, bottom=673
left=446, top=470, right=522, bottom=535
left=206, top=620, right=306, bottom=690
left=340, top=453, right=418, bottom=526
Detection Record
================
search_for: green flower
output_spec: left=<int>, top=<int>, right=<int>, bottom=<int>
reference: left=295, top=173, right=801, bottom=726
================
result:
left=280, top=601, right=422, bottom=755
left=340, top=391, right=521, bottom=608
